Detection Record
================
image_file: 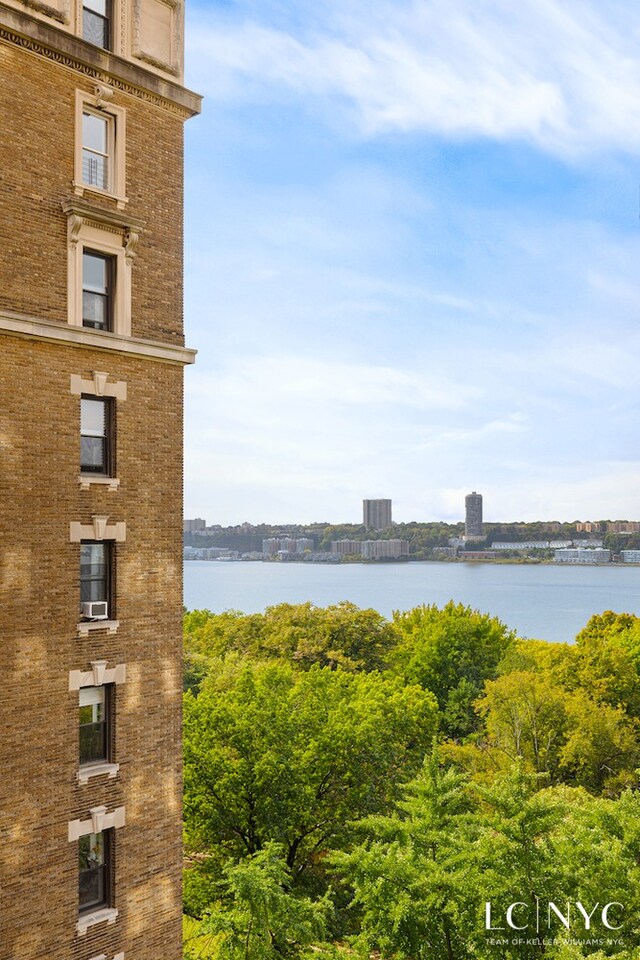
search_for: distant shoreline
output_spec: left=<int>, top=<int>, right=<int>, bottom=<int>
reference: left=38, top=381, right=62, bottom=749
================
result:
left=185, top=557, right=638, bottom=568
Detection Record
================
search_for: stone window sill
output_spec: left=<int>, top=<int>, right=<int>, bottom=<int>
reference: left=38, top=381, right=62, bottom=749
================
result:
left=77, top=619, right=119, bottom=637
left=76, top=906, right=118, bottom=936
left=78, top=762, right=120, bottom=784
left=79, top=474, right=120, bottom=491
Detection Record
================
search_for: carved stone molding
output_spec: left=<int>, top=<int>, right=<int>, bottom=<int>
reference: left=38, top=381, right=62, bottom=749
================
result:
left=68, top=804, right=126, bottom=841
left=132, top=0, right=182, bottom=76
left=69, top=660, right=127, bottom=690
left=62, top=197, right=145, bottom=238
left=69, top=516, right=126, bottom=541
left=124, top=229, right=139, bottom=262
left=94, top=82, right=114, bottom=106
left=70, top=371, right=128, bottom=400
left=0, top=12, right=200, bottom=118
left=21, top=0, right=70, bottom=24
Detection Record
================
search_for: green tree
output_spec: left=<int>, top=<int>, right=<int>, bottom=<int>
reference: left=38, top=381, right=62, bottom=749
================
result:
left=189, top=844, right=331, bottom=960
left=569, top=613, right=640, bottom=716
left=184, top=602, right=397, bottom=678
left=559, top=693, right=640, bottom=795
left=476, top=670, right=640, bottom=795
left=473, top=768, right=576, bottom=959
left=184, top=661, right=439, bottom=907
left=392, top=602, right=516, bottom=737
left=334, top=749, right=480, bottom=960
left=476, top=670, right=569, bottom=778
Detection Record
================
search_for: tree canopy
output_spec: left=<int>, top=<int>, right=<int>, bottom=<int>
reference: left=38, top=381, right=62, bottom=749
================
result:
left=183, top=604, right=640, bottom=958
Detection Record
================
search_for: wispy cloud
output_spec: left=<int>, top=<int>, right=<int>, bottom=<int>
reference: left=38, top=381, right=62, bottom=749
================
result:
left=188, top=0, right=640, bottom=156
left=189, top=356, right=480, bottom=410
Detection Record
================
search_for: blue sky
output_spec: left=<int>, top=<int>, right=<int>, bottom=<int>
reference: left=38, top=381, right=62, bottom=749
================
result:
left=182, top=0, right=640, bottom=525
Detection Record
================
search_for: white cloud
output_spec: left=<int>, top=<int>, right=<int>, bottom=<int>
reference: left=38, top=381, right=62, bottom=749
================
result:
left=187, top=0, right=640, bottom=156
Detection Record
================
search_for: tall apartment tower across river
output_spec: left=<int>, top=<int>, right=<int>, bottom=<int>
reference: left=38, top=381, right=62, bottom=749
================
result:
left=0, top=3, right=201, bottom=958
left=363, top=498, right=392, bottom=530
left=465, top=491, right=484, bottom=538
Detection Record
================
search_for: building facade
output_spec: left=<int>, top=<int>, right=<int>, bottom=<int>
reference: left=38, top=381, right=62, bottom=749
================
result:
left=262, top=537, right=314, bottom=556
left=0, top=4, right=200, bottom=959
left=331, top=539, right=409, bottom=560
left=464, top=491, right=483, bottom=538
left=184, top=518, right=207, bottom=534
left=554, top=548, right=611, bottom=564
left=363, top=498, right=392, bottom=530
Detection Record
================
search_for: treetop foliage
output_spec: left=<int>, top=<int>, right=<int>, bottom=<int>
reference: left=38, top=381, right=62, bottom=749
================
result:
left=183, top=603, right=640, bottom=958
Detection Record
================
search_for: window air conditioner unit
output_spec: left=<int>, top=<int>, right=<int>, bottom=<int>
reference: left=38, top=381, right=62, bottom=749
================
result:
left=82, top=601, right=109, bottom=620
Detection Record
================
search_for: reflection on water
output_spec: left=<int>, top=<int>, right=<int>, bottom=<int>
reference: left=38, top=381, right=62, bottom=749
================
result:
left=184, top=560, right=640, bottom=644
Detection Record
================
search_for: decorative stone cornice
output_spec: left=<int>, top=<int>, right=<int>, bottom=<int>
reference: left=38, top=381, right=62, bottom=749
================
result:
left=0, top=6, right=201, bottom=119
left=62, top=197, right=145, bottom=239
left=0, top=310, right=197, bottom=366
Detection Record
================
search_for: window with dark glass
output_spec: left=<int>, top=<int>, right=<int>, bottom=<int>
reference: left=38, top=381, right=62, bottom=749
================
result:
left=79, top=831, right=110, bottom=912
left=80, top=542, right=111, bottom=615
left=82, top=0, right=111, bottom=50
left=81, top=397, right=112, bottom=474
left=82, top=111, right=110, bottom=190
left=83, top=251, right=113, bottom=331
left=79, top=686, right=110, bottom=765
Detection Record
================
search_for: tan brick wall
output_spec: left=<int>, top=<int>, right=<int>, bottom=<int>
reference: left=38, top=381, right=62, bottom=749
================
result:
left=0, top=337, right=185, bottom=960
left=0, top=13, right=195, bottom=960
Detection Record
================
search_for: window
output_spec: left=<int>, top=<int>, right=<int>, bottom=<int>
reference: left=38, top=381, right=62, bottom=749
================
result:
left=79, top=831, right=111, bottom=913
left=74, top=91, right=127, bottom=205
left=80, top=541, right=112, bottom=618
left=82, top=110, right=112, bottom=191
left=83, top=250, right=114, bottom=331
left=83, top=0, right=111, bottom=50
left=64, top=197, right=139, bottom=335
left=81, top=396, right=113, bottom=474
left=79, top=685, right=111, bottom=765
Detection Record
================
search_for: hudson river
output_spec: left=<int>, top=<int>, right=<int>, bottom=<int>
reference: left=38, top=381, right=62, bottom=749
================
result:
left=183, top=561, right=640, bottom=644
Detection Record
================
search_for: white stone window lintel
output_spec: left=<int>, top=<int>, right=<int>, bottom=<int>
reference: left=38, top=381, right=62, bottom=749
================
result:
left=70, top=517, right=126, bottom=542
left=68, top=805, right=126, bottom=842
left=70, top=371, right=127, bottom=401
left=69, top=661, right=126, bottom=691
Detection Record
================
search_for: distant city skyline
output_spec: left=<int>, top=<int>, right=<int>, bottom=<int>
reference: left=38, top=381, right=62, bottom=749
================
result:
left=183, top=0, right=640, bottom=525
left=184, top=511, right=640, bottom=530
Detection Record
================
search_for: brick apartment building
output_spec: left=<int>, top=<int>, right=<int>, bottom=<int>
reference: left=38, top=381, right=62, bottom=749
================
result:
left=0, top=3, right=200, bottom=959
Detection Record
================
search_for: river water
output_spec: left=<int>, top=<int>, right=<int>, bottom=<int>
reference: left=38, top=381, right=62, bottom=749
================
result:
left=183, top=560, right=640, bottom=644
